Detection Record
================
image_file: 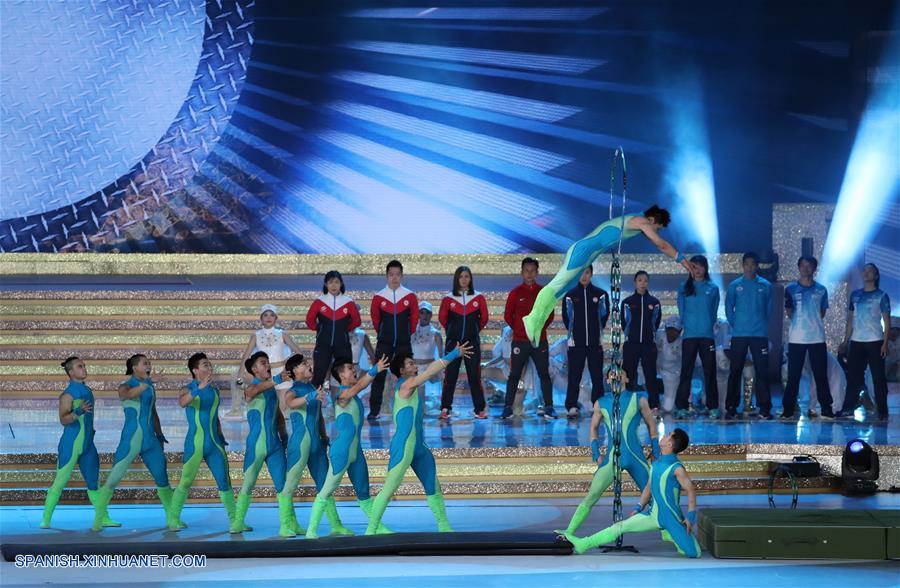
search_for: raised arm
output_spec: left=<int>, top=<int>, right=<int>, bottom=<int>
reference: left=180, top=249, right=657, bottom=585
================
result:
left=399, top=342, right=472, bottom=398
left=339, top=356, right=390, bottom=404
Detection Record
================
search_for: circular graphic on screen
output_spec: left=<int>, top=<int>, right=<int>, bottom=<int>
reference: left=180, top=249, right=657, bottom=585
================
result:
left=0, top=0, right=206, bottom=220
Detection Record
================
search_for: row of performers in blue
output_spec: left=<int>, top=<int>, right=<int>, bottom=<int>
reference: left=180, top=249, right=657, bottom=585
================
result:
left=41, top=352, right=700, bottom=556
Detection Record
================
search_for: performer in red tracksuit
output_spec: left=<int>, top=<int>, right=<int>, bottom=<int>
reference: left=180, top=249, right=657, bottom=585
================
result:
left=501, top=257, right=556, bottom=420
left=438, top=266, right=490, bottom=420
left=306, top=270, right=362, bottom=388
left=368, top=259, right=419, bottom=421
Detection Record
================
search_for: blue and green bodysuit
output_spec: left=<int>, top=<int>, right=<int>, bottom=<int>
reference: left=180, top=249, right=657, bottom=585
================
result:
left=567, top=451, right=701, bottom=557
left=230, top=374, right=287, bottom=533
left=278, top=380, right=352, bottom=537
left=364, top=352, right=459, bottom=535
left=523, top=214, right=641, bottom=346
left=93, top=375, right=173, bottom=531
left=306, top=383, right=388, bottom=538
left=558, top=390, right=657, bottom=535
left=168, top=380, right=233, bottom=530
left=41, top=380, right=108, bottom=529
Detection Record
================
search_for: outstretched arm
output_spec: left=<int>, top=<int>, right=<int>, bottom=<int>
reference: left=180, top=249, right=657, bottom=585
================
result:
left=628, top=216, right=692, bottom=273
left=338, top=355, right=390, bottom=404
left=399, top=342, right=472, bottom=397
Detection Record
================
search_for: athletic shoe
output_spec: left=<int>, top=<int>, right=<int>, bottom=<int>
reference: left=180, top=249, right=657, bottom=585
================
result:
left=474, top=410, right=488, bottom=419
left=674, top=409, right=691, bottom=420
left=536, top=406, right=545, bottom=417
left=708, top=409, right=721, bottom=419
left=834, top=410, right=854, bottom=419
left=439, top=409, right=451, bottom=420
left=499, top=407, right=513, bottom=420
left=366, top=412, right=379, bottom=422
left=806, top=409, right=818, bottom=418
left=543, top=407, right=557, bottom=420
left=567, top=407, right=580, bottom=419
left=725, top=410, right=738, bottom=420
left=819, top=412, right=835, bottom=421
left=758, top=412, right=774, bottom=421
left=779, top=412, right=796, bottom=420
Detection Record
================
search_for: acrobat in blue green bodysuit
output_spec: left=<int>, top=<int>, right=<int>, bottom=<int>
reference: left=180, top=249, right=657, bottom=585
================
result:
left=523, top=215, right=641, bottom=346
left=278, top=380, right=353, bottom=537
left=567, top=452, right=701, bottom=557
left=230, top=374, right=287, bottom=533
left=168, top=380, right=233, bottom=530
left=364, top=350, right=460, bottom=535
left=305, top=384, right=389, bottom=538
left=558, top=390, right=658, bottom=535
left=93, top=376, right=173, bottom=531
left=41, top=380, right=113, bottom=529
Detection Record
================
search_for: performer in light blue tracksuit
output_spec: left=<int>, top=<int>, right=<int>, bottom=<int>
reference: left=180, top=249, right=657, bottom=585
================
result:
left=724, top=252, right=773, bottom=419
left=838, top=263, right=892, bottom=419
left=674, top=255, right=721, bottom=418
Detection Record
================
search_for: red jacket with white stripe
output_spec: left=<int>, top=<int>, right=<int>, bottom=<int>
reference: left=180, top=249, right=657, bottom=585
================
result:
left=370, top=286, right=418, bottom=347
left=305, top=293, right=361, bottom=349
left=439, top=291, right=489, bottom=344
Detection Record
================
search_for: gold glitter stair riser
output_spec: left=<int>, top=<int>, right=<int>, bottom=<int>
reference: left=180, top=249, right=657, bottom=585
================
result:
left=0, top=459, right=773, bottom=486
left=0, top=476, right=839, bottom=505
left=0, top=253, right=743, bottom=277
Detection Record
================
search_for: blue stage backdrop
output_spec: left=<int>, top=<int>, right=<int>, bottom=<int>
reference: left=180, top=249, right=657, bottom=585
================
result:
left=0, top=1, right=894, bottom=254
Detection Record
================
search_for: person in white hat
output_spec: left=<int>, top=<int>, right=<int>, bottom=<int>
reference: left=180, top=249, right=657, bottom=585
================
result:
left=240, top=304, right=303, bottom=406
left=656, top=315, right=683, bottom=413
left=411, top=300, right=444, bottom=415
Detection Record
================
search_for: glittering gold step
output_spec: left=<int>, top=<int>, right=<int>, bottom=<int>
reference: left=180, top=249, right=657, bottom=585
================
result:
left=0, top=474, right=841, bottom=505
left=0, top=331, right=510, bottom=347
left=0, top=459, right=774, bottom=488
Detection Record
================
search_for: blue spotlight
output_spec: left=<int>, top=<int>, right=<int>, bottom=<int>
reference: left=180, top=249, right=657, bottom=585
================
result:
left=820, top=29, right=900, bottom=286
left=663, top=73, right=723, bottom=304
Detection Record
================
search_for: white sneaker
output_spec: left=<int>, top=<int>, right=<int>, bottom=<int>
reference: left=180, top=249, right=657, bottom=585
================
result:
left=567, top=407, right=580, bottom=419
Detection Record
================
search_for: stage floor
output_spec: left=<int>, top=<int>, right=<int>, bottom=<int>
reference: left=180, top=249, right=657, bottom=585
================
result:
left=3, top=494, right=898, bottom=587
left=2, top=389, right=898, bottom=454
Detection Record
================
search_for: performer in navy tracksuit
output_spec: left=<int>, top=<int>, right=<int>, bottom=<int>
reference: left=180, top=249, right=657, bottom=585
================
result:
left=561, top=265, right=609, bottom=417
left=368, top=259, right=419, bottom=421
left=622, top=271, right=662, bottom=409
left=439, top=266, right=490, bottom=419
left=306, top=270, right=362, bottom=388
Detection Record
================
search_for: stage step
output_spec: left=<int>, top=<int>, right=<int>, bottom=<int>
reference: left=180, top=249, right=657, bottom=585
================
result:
left=0, top=448, right=841, bottom=505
